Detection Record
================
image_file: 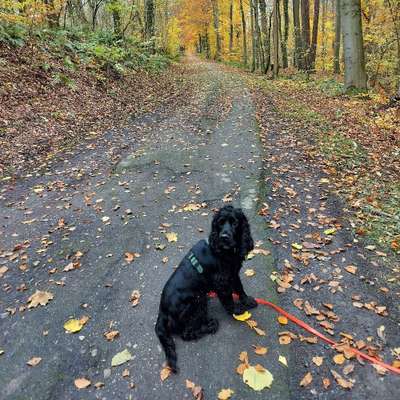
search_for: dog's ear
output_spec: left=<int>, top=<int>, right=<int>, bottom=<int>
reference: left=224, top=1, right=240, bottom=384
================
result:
left=237, top=209, right=254, bottom=260
left=209, top=209, right=221, bottom=253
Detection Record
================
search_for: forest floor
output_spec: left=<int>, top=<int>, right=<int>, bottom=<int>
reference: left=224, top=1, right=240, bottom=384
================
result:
left=0, top=57, right=399, bottom=400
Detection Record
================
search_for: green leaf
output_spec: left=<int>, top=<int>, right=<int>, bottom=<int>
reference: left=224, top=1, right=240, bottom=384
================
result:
left=243, top=366, right=273, bottom=391
left=111, top=349, right=132, bottom=367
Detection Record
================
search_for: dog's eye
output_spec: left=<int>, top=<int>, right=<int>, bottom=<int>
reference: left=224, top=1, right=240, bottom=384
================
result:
left=229, top=218, right=238, bottom=227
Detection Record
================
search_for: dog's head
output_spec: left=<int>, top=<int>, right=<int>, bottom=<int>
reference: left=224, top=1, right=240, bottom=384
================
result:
left=209, top=205, right=254, bottom=259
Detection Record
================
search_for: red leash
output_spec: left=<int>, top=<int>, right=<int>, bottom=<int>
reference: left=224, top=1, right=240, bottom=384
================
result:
left=208, top=292, right=400, bottom=375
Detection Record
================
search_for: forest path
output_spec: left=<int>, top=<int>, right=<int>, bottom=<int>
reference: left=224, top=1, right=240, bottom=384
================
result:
left=0, top=58, right=399, bottom=400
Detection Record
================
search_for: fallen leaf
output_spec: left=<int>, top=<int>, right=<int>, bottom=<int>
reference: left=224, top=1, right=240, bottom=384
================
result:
left=122, top=369, right=130, bottom=377
left=183, top=203, right=201, bottom=212
left=236, top=363, right=248, bottom=375
left=101, top=216, right=110, bottom=223
left=279, top=335, right=292, bottom=345
left=104, top=330, right=119, bottom=341
left=243, top=366, right=273, bottom=391
left=312, top=356, right=323, bottom=366
left=324, top=228, right=336, bottom=235
left=125, top=252, right=140, bottom=263
left=233, top=311, right=252, bottom=321
left=239, top=351, right=249, bottom=365
left=254, top=327, right=266, bottom=336
left=331, top=369, right=353, bottom=389
left=300, top=372, right=313, bottom=387
left=130, top=290, right=141, bottom=307
left=333, top=354, right=346, bottom=365
left=186, top=379, right=204, bottom=399
left=218, top=388, right=234, bottom=399
left=165, top=232, right=178, bottom=242
left=64, top=316, right=89, bottom=333
left=253, top=345, right=268, bottom=355
left=277, top=316, right=288, bottom=325
left=278, top=355, right=287, bottom=367
left=74, top=378, right=91, bottom=389
left=160, top=365, right=172, bottom=381
left=27, top=357, right=42, bottom=366
left=244, top=268, right=256, bottom=277
left=0, top=266, right=9, bottom=278
left=94, top=382, right=105, bottom=389
left=291, top=243, right=303, bottom=250
left=111, top=349, right=132, bottom=367
left=27, top=290, right=54, bottom=308
left=345, top=265, right=357, bottom=275
left=343, top=364, right=354, bottom=375
left=322, top=377, right=331, bottom=389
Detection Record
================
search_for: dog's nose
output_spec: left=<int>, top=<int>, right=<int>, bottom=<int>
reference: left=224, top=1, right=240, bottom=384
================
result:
left=220, top=233, right=230, bottom=240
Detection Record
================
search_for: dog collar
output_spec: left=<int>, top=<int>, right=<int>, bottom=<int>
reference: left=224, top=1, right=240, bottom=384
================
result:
left=188, top=252, right=203, bottom=274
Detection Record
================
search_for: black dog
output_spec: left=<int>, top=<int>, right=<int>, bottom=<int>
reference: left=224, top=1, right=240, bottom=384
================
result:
left=155, top=205, right=257, bottom=372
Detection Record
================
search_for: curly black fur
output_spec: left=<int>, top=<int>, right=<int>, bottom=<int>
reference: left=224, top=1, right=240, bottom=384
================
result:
left=155, top=205, right=257, bottom=373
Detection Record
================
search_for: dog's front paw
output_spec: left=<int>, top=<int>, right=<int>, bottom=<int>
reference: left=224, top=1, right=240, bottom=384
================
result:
left=241, top=295, right=258, bottom=310
left=233, top=303, right=247, bottom=315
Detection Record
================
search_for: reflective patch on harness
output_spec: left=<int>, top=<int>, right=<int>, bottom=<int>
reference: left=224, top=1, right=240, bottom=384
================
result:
left=188, top=253, right=203, bottom=274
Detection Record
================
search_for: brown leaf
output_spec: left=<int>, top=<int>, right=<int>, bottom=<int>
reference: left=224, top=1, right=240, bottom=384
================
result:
left=331, top=370, right=353, bottom=389
left=27, top=290, right=54, bottom=308
left=322, top=377, right=331, bottom=389
left=236, top=363, right=248, bottom=375
left=312, top=356, right=323, bottom=366
left=27, top=357, right=42, bottom=366
left=104, top=330, right=119, bottom=341
left=253, top=345, right=268, bottom=355
left=246, top=319, right=258, bottom=328
left=239, top=351, right=249, bottom=365
left=160, top=366, right=172, bottom=381
left=125, top=252, right=140, bottom=263
left=186, top=380, right=204, bottom=400
left=345, top=265, right=357, bottom=275
left=279, top=335, right=292, bottom=345
left=130, top=290, right=141, bottom=307
left=254, top=327, right=266, bottom=336
left=300, top=372, right=313, bottom=387
left=74, top=378, right=91, bottom=389
left=342, top=363, right=354, bottom=375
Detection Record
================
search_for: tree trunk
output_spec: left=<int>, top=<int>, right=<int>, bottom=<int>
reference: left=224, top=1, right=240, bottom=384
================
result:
left=211, top=0, right=222, bottom=60
left=250, top=0, right=257, bottom=72
left=145, top=0, right=155, bottom=40
left=229, top=0, right=234, bottom=53
left=321, top=0, right=327, bottom=70
left=272, top=0, right=280, bottom=77
left=301, top=0, right=311, bottom=70
left=239, top=0, right=248, bottom=66
left=341, top=0, right=367, bottom=89
left=309, top=0, right=320, bottom=70
left=254, top=0, right=265, bottom=71
left=334, top=0, right=341, bottom=73
left=281, top=0, right=289, bottom=68
left=259, top=0, right=271, bottom=73
left=293, top=0, right=302, bottom=68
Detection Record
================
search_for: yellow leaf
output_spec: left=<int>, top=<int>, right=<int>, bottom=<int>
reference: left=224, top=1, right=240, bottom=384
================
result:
left=243, top=366, right=273, bottom=391
left=324, top=228, right=336, bottom=235
left=312, top=356, right=323, bottom=366
left=277, top=316, right=288, bottom=325
left=291, top=243, right=303, bottom=250
left=165, top=232, right=178, bottom=242
left=74, top=377, right=91, bottom=389
left=278, top=355, right=288, bottom=367
left=300, top=372, right=313, bottom=387
left=333, top=354, right=346, bottom=365
left=27, top=290, right=54, bottom=308
left=183, top=203, right=201, bottom=212
left=218, top=388, right=234, bottom=399
left=244, top=269, right=255, bottom=277
left=233, top=311, right=252, bottom=321
left=64, top=316, right=89, bottom=333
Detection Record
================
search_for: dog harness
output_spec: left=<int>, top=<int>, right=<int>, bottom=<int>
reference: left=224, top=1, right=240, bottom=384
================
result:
left=188, top=252, right=203, bottom=274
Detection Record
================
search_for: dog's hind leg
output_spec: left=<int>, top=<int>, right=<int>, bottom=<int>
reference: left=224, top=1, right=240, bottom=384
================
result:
left=155, top=313, right=178, bottom=372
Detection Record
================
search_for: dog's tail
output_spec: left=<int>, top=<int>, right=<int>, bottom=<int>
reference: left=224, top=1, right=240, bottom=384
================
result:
left=155, top=313, right=178, bottom=372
